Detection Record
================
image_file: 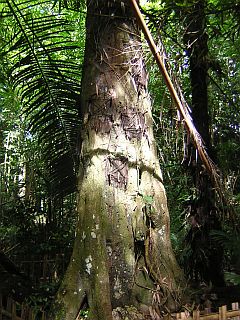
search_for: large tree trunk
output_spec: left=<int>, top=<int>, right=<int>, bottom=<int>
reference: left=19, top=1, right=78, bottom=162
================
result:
left=183, top=0, right=224, bottom=287
left=53, top=1, right=183, bottom=319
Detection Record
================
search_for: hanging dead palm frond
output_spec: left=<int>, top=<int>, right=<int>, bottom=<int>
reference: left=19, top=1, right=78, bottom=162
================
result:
left=1, top=0, right=82, bottom=196
left=130, top=0, right=234, bottom=220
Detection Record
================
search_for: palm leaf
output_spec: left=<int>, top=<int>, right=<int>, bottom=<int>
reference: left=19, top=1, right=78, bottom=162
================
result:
left=1, top=0, right=82, bottom=196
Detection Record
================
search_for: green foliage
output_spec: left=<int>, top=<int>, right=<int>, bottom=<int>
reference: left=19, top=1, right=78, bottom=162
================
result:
left=1, top=0, right=84, bottom=197
left=146, top=0, right=240, bottom=279
left=26, top=282, right=60, bottom=318
left=225, top=272, right=240, bottom=285
left=210, top=228, right=240, bottom=285
left=0, top=226, right=19, bottom=251
left=142, top=194, right=154, bottom=205
left=211, top=229, right=240, bottom=260
left=0, top=4, right=85, bottom=308
left=79, top=310, right=89, bottom=319
left=0, top=196, right=76, bottom=256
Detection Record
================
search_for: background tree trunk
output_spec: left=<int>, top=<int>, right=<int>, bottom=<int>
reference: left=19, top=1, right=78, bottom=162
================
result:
left=53, top=1, right=183, bottom=319
left=183, top=0, right=225, bottom=287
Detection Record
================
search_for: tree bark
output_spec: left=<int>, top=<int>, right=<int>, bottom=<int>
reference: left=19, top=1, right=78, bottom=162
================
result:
left=53, top=1, right=183, bottom=319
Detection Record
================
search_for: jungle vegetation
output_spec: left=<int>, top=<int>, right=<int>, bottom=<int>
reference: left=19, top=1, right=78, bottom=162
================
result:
left=0, top=0, right=239, bottom=319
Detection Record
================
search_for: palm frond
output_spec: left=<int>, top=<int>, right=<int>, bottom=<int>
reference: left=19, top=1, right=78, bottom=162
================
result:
left=2, top=0, right=82, bottom=196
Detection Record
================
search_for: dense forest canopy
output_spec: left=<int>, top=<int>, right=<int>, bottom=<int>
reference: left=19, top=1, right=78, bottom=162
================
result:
left=0, top=0, right=239, bottom=318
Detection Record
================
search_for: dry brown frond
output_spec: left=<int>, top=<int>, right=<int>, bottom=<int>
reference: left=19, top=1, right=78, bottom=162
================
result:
left=130, top=0, right=235, bottom=222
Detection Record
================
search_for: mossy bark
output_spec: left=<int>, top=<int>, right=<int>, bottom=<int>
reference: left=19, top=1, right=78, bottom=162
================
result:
left=53, top=1, right=183, bottom=319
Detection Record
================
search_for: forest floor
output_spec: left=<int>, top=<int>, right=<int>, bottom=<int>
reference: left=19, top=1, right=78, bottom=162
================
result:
left=1, top=266, right=240, bottom=317
left=189, top=283, right=240, bottom=310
